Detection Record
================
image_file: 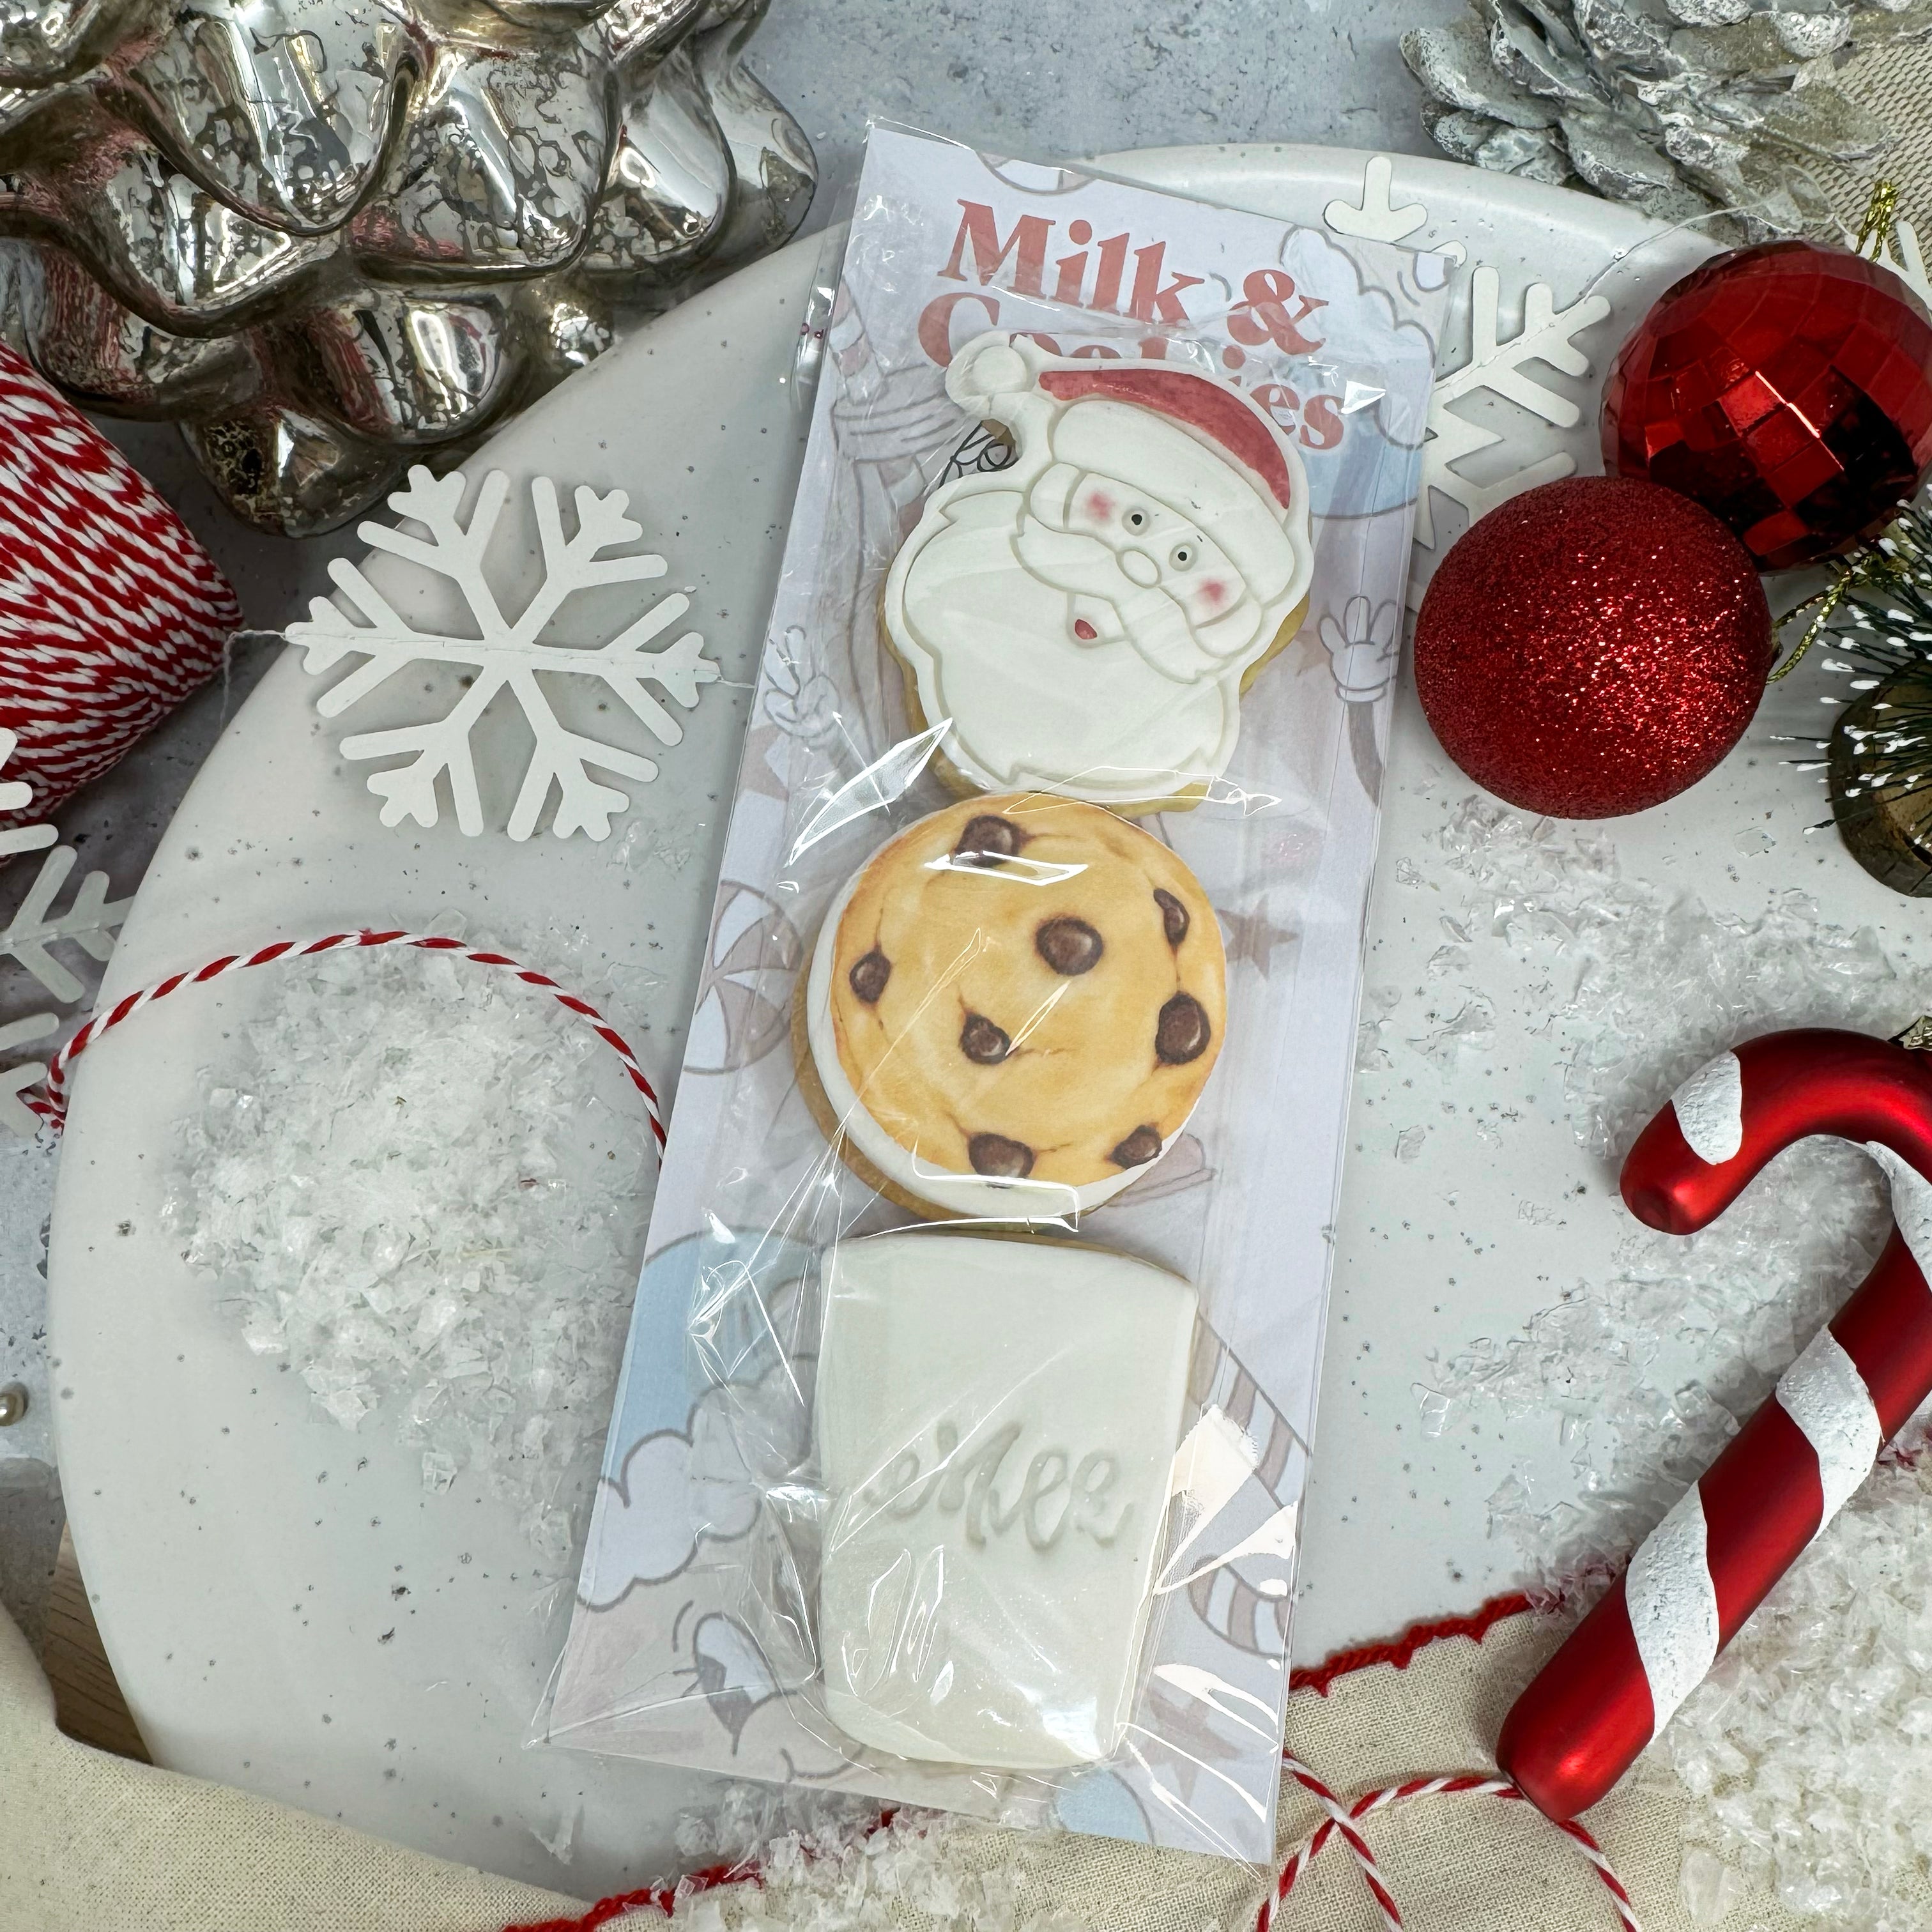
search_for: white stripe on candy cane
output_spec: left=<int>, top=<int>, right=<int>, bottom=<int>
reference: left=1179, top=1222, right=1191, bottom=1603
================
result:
left=1869, top=1142, right=1932, bottom=1276
left=1621, top=1147, right=1920, bottom=1751
left=1671, top=1052, right=1744, bottom=1165
left=1775, top=1328, right=1880, bottom=1522
left=1626, top=1485, right=1720, bottom=1735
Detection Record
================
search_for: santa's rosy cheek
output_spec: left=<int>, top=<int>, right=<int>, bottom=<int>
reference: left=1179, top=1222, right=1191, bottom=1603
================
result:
left=1197, top=578, right=1231, bottom=611
left=1084, top=490, right=1116, bottom=521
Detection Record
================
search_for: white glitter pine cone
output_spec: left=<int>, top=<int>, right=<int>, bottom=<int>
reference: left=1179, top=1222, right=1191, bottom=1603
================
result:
left=0, top=0, right=815, bottom=534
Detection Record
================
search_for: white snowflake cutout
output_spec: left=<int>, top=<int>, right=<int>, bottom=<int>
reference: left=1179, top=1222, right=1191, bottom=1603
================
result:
left=1321, top=155, right=1615, bottom=605
left=290, top=466, right=719, bottom=841
left=0, top=1011, right=59, bottom=1137
left=0, top=740, right=54, bottom=862
left=0, top=843, right=129, bottom=1003
left=1862, top=213, right=1930, bottom=310
left=1416, top=266, right=1612, bottom=558
left=1324, top=155, right=1430, bottom=247
left=0, top=728, right=130, bottom=1136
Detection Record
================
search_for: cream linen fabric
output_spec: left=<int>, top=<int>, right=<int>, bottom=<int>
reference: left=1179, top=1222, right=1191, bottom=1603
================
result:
left=0, top=1595, right=1828, bottom=1932
left=0, top=1604, right=583, bottom=1932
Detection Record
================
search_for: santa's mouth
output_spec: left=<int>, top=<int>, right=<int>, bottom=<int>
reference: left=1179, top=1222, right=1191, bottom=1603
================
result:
left=1073, top=619, right=1098, bottom=641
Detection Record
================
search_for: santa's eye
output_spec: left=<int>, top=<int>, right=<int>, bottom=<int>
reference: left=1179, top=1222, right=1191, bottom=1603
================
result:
left=1170, top=543, right=1195, bottom=570
left=1125, top=508, right=1147, bottom=531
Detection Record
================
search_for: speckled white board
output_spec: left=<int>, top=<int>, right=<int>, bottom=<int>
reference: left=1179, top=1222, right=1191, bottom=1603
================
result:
left=48, top=148, right=1777, bottom=1894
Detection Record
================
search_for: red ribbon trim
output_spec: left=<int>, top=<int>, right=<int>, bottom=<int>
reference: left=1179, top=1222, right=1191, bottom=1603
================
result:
left=1287, top=1590, right=1536, bottom=1699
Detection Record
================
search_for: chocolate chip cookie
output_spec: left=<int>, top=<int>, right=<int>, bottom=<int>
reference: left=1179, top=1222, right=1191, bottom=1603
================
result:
left=801, top=793, right=1227, bottom=1217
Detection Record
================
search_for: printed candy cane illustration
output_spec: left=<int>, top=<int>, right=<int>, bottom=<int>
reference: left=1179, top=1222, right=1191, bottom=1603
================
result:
left=1499, top=1026, right=1932, bottom=1821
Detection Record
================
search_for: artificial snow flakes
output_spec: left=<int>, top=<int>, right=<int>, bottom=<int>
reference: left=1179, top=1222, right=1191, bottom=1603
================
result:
left=164, top=942, right=650, bottom=1565
left=665, top=1798, right=1098, bottom=1932
left=1412, top=798, right=1932, bottom=1923
left=291, top=466, right=718, bottom=841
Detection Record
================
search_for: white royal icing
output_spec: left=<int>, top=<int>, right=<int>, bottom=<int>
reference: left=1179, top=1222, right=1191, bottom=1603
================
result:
left=1868, top=1140, right=1932, bottom=1282
left=1671, top=1051, right=1744, bottom=1165
left=1625, top=1484, right=1721, bottom=1736
left=1775, top=1326, right=1880, bottom=1525
left=882, top=333, right=1315, bottom=806
left=806, top=868, right=1156, bottom=1218
left=815, top=1231, right=1197, bottom=1767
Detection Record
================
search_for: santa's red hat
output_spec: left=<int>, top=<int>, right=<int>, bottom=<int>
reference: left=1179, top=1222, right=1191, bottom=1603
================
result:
left=947, top=333, right=1311, bottom=606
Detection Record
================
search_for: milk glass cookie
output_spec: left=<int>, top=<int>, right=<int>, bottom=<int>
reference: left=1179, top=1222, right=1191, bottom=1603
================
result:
left=798, top=793, right=1226, bottom=1218
left=882, top=332, right=1315, bottom=812
left=815, top=1228, right=1198, bottom=1769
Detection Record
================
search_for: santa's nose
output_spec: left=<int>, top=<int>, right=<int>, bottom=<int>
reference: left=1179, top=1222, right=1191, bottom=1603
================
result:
left=1121, top=549, right=1161, bottom=587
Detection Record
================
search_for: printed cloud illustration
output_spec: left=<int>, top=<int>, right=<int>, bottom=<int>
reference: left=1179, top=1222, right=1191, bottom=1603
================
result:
left=577, top=1384, right=769, bottom=1609
left=686, top=1610, right=853, bottom=1777
left=1275, top=224, right=1436, bottom=451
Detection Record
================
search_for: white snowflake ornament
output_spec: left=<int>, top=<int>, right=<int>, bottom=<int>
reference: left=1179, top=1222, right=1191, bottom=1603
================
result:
left=0, top=1011, right=59, bottom=1137
left=291, top=467, right=718, bottom=841
left=1417, top=265, right=1612, bottom=555
left=0, top=845, right=129, bottom=1004
left=0, top=730, right=54, bottom=862
left=0, top=728, right=129, bottom=1135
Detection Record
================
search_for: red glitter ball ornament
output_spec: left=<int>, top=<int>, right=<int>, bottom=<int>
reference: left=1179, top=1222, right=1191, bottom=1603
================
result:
left=1602, top=240, right=1932, bottom=570
left=1413, top=477, right=1772, bottom=820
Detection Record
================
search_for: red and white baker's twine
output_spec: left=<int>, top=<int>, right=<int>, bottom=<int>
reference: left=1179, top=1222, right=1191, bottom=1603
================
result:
left=0, top=347, right=240, bottom=822
left=1262, top=1754, right=1639, bottom=1932
left=20, top=930, right=666, bottom=1148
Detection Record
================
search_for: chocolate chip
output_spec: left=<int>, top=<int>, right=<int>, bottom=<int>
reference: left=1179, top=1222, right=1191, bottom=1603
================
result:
left=967, top=1133, right=1034, bottom=1178
left=1155, top=992, right=1211, bottom=1064
left=1110, top=1124, right=1162, bottom=1168
left=1153, top=887, right=1190, bottom=947
left=960, top=1014, right=1011, bottom=1064
left=954, top=815, right=1024, bottom=864
left=848, top=949, right=891, bottom=1004
left=1036, top=916, right=1103, bottom=975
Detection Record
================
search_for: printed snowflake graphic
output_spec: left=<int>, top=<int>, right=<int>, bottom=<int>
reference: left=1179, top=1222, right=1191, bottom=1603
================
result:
left=290, top=467, right=719, bottom=841
left=0, top=728, right=130, bottom=1135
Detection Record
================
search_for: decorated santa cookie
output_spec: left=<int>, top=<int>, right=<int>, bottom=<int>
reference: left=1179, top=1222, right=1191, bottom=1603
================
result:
left=797, top=793, right=1226, bottom=1218
left=883, top=332, right=1315, bottom=810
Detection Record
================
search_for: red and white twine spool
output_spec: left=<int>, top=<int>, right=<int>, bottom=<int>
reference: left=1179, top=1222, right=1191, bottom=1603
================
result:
left=0, top=342, right=240, bottom=828
left=22, top=929, right=666, bottom=1148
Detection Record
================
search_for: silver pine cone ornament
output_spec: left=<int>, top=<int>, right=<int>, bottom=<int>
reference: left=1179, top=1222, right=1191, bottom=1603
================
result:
left=0, top=0, right=815, bottom=534
left=1404, top=0, right=1930, bottom=240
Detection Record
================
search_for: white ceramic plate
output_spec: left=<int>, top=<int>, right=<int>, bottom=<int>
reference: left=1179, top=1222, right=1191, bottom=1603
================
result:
left=50, top=146, right=1802, bottom=1896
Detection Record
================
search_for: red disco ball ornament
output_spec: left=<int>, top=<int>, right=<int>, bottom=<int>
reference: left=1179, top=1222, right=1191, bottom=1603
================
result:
left=1413, top=477, right=1772, bottom=820
left=1602, top=240, right=1932, bottom=571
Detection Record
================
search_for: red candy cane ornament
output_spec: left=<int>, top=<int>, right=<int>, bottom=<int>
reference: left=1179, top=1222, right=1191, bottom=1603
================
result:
left=1499, top=1027, right=1932, bottom=1821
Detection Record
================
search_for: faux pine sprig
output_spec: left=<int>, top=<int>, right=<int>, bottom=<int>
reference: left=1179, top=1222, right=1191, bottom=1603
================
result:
left=1774, top=496, right=1932, bottom=893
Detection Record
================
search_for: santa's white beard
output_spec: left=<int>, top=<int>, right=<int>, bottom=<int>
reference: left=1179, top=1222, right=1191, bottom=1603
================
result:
left=897, top=507, right=1246, bottom=802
